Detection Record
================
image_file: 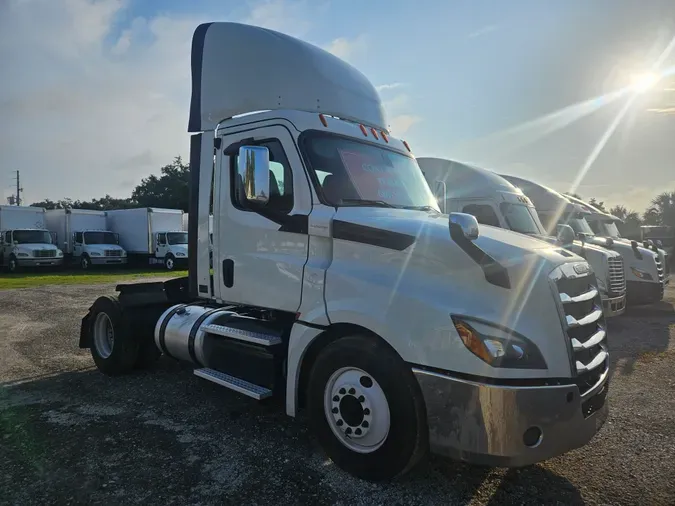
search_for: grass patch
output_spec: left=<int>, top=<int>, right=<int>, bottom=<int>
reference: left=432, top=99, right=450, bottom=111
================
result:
left=0, top=268, right=188, bottom=290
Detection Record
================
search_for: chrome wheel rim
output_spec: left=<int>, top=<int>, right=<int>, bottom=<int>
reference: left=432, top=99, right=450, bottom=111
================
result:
left=323, top=367, right=390, bottom=454
left=93, top=312, right=114, bottom=359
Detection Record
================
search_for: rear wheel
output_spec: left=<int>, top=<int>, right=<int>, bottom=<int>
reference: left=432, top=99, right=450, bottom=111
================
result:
left=307, top=335, right=428, bottom=482
left=88, top=296, right=139, bottom=375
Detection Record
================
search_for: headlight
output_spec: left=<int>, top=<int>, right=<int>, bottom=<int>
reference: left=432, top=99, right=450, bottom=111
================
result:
left=17, top=252, right=29, bottom=257
left=90, top=252, right=102, bottom=257
left=57, top=250, right=63, bottom=257
left=630, top=267, right=653, bottom=280
left=121, top=250, right=127, bottom=257
left=452, top=317, right=547, bottom=369
left=176, top=252, right=186, bottom=257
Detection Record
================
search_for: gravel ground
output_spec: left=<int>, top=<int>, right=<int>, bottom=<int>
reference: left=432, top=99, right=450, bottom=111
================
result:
left=1, top=282, right=674, bottom=505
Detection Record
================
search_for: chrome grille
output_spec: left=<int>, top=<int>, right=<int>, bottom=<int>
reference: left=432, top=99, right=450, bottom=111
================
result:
left=551, top=263, right=609, bottom=408
left=607, top=256, right=626, bottom=296
left=104, top=250, right=122, bottom=257
left=33, top=249, right=56, bottom=258
left=655, top=256, right=665, bottom=284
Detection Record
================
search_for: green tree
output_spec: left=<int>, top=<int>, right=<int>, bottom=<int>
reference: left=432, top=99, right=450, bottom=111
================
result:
left=646, top=191, right=675, bottom=228
left=588, top=198, right=607, bottom=212
left=131, top=156, right=190, bottom=211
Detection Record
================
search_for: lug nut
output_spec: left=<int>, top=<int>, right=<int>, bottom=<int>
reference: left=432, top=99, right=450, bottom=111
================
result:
left=332, top=407, right=338, bottom=414
left=363, top=408, right=370, bottom=415
left=361, top=421, right=369, bottom=428
left=339, top=388, right=346, bottom=395
left=348, top=388, right=356, bottom=395
left=333, top=395, right=339, bottom=402
left=337, top=419, right=344, bottom=427
left=345, top=428, right=352, bottom=435
left=355, top=428, right=362, bottom=435
left=358, top=395, right=365, bottom=402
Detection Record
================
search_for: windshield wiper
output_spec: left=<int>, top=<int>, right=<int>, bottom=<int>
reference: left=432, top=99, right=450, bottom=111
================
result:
left=399, top=205, right=438, bottom=212
left=338, top=198, right=397, bottom=208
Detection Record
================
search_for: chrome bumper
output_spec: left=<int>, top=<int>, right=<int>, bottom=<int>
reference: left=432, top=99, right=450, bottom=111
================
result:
left=601, top=293, right=626, bottom=318
left=413, top=368, right=609, bottom=467
left=90, top=257, right=128, bottom=265
left=17, top=257, right=63, bottom=267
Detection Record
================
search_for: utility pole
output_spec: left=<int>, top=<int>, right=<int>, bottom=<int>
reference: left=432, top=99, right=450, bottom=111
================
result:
left=12, top=170, right=23, bottom=206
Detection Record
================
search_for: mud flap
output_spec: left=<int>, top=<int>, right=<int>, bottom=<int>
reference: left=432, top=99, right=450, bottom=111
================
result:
left=79, top=309, right=92, bottom=348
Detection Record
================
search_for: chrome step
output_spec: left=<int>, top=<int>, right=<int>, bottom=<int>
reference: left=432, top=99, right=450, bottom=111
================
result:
left=194, top=368, right=272, bottom=400
left=201, top=323, right=282, bottom=346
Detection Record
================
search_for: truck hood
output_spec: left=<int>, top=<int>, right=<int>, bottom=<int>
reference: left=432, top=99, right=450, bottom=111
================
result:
left=168, top=244, right=188, bottom=256
left=334, top=207, right=580, bottom=267
left=13, top=243, right=59, bottom=253
left=85, top=245, right=125, bottom=254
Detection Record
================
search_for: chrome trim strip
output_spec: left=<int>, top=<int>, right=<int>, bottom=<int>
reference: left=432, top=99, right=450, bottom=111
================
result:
left=566, top=307, right=603, bottom=327
left=576, top=349, right=608, bottom=374
left=560, top=288, right=598, bottom=304
left=571, top=328, right=606, bottom=350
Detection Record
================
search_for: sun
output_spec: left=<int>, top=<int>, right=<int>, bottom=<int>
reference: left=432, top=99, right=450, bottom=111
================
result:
left=630, top=72, right=660, bottom=93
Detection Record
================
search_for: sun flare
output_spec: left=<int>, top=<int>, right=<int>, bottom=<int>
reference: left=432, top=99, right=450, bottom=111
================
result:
left=630, top=72, right=660, bottom=93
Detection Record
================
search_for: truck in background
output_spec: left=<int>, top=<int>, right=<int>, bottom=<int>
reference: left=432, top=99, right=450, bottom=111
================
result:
left=0, top=206, right=64, bottom=272
left=78, top=22, right=609, bottom=481
left=106, top=207, right=187, bottom=271
left=564, top=195, right=670, bottom=283
left=45, top=209, right=127, bottom=270
left=502, top=175, right=665, bottom=306
left=418, top=157, right=627, bottom=317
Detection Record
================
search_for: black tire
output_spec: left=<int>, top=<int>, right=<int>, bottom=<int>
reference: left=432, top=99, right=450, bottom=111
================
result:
left=80, top=255, right=91, bottom=270
left=134, top=339, right=162, bottom=370
left=306, top=335, right=428, bottom=482
left=88, top=296, right=139, bottom=376
left=8, top=255, right=19, bottom=273
left=164, top=254, right=176, bottom=271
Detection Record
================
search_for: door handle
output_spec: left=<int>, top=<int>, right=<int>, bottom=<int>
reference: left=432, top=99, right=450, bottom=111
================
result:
left=222, top=259, right=234, bottom=288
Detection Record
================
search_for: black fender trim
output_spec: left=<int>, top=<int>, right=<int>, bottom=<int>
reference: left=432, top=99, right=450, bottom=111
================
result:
left=449, top=223, right=511, bottom=289
left=332, top=220, right=415, bottom=251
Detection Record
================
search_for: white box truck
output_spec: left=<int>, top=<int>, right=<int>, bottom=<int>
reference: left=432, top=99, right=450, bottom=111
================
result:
left=45, top=209, right=127, bottom=269
left=106, top=207, right=187, bottom=271
left=0, top=205, right=64, bottom=272
left=502, top=175, right=664, bottom=306
left=418, top=157, right=627, bottom=317
left=78, top=22, right=609, bottom=482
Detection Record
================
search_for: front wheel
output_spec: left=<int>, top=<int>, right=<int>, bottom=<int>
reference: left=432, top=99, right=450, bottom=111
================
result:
left=8, top=255, right=19, bottom=273
left=164, top=254, right=175, bottom=271
left=307, top=335, right=428, bottom=482
left=80, top=255, right=91, bottom=270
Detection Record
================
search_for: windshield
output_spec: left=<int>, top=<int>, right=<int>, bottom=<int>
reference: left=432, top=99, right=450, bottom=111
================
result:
left=500, top=203, right=543, bottom=235
left=602, top=221, right=621, bottom=238
left=13, top=230, right=52, bottom=244
left=84, top=231, right=118, bottom=245
left=562, top=213, right=595, bottom=236
left=303, top=132, right=440, bottom=211
left=167, top=232, right=188, bottom=245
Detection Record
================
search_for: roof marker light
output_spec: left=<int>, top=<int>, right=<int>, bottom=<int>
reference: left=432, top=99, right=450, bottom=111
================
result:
left=381, top=131, right=389, bottom=143
left=370, top=128, right=379, bottom=140
left=319, top=113, right=328, bottom=127
left=359, top=124, right=368, bottom=136
left=402, top=140, right=411, bottom=152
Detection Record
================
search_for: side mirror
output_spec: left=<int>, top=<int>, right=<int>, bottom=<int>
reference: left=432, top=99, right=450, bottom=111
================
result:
left=449, top=212, right=479, bottom=241
left=13, top=240, right=19, bottom=246
left=556, top=224, right=575, bottom=246
left=238, top=145, right=270, bottom=205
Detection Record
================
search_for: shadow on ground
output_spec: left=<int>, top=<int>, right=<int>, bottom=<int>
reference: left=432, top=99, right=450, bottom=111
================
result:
left=1, top=360, right=586, bottom=506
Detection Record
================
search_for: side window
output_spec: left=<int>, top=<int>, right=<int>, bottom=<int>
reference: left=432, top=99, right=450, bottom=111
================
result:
left=74, top=232, right=83, bottom=243
left=463, top=204, right=501, bottom=227
left=5, top=231, right=11, bottom=243
left=231, top=139, right=294, bottom=215
left=158, top=233, right=167, bottom=246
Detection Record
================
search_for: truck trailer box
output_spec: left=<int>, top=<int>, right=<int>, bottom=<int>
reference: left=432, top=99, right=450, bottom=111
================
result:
left=45, top=209, right=108, bottom=254
left=107, top=208, right=184, bottom=255
left=0, top=205, right=47, bottom=231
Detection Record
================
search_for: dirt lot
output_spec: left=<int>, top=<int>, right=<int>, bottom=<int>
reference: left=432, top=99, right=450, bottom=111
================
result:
left=1, top=282, right=674, bottom=506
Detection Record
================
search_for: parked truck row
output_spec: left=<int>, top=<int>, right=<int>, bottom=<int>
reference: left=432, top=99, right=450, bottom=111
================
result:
left=79, top=22, right=612, bottom=482
left=0, top=206, right=189, bottom=272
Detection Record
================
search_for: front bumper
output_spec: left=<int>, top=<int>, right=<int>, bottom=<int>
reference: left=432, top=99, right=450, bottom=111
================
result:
left=17, top=257, right=64, bottom=267
left=626, top=280, right=664, bottom=306
left=413, top=368, right=609, bottom=467
left=90, top=257, right=128, bottom=265
left=601, top=293, right=626, bottom=317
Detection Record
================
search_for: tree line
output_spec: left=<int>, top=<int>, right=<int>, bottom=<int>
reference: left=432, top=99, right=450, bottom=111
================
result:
left=28, top=155, right=675, bottom=232
left=30, top=156, right=189, bottom=212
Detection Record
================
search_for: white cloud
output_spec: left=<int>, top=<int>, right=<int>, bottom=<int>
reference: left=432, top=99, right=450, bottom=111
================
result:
left=376, top=83, right=405, bottom=92
left=325, top=34, right=368, bottom=64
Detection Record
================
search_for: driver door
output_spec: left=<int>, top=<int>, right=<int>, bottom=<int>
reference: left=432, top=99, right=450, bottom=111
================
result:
left=73, top=232, right=83, bottom=257
left=156, top=233, right=168, bottom=258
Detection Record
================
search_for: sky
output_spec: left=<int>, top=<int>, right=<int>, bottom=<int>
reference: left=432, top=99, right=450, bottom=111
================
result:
left=1, top=0, right=675, bottom=214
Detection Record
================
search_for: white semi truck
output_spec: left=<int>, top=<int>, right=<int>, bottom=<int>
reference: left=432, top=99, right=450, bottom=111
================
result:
left=45, top=209, right=127, bottom=269
left=79, top=22, right=609, bottom=481
left=502, top=175, right=664, bottom=306
left=418, top=157, right=627, bottom=317
left=106, top=207, right=187, bottom=271
left=0, top=205, right=64, bottom=272
left=564, top=195, right=670, bottom=284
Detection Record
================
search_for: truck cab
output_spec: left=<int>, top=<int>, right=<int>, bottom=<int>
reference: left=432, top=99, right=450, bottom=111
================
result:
left=79, top=22, right=609, bottom=481
left=0, top=205, right=64, bottom=272
left=154, top=231, right=188, bottom=271
left=564, top=195, right=670, bottom=285
left=418, top=157, right=627, bottom=317
left=502, top=175, right=664, bottom=306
